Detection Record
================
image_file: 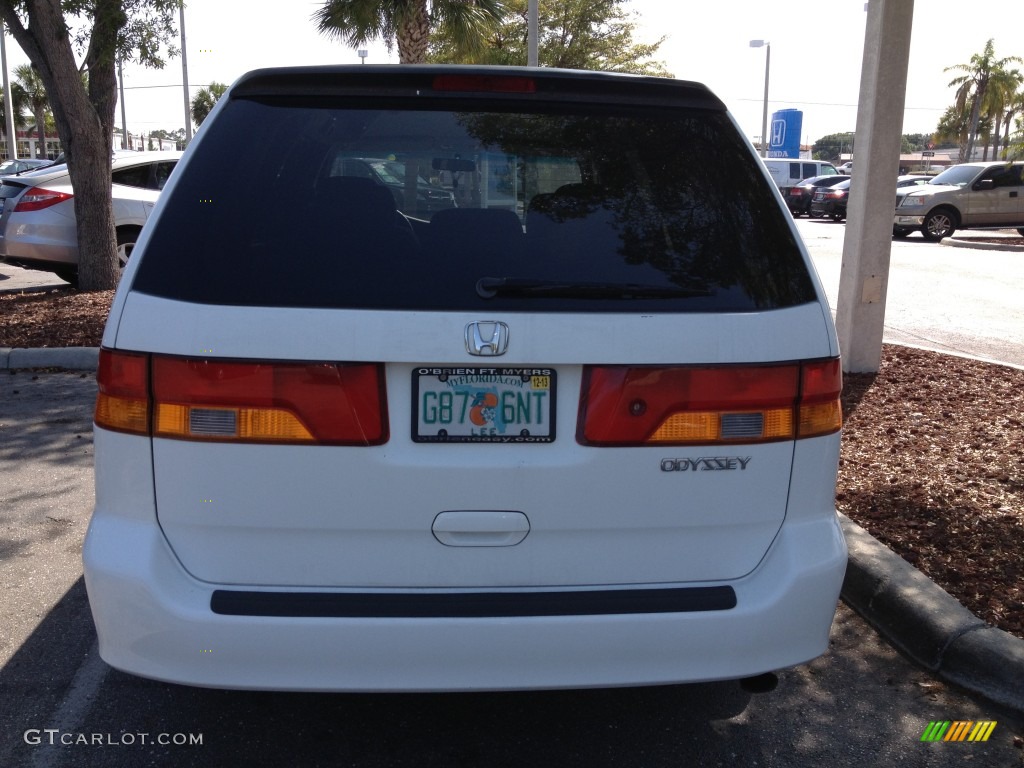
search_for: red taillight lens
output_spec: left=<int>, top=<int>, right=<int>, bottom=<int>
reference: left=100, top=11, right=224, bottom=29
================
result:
left=798, top=358, right=843, bottom=438
left=95, top=349, right=151, bottom=435
left=95, top=350, right=388, bottom=445
left=577, top=360, right=842, bottom=446
left=14, top=186, right=73, bottom=212
left=433, top=74, right=536, bottom=93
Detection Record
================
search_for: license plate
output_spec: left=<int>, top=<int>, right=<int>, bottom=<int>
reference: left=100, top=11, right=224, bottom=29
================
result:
left=413, top=366, right=556, bottom=443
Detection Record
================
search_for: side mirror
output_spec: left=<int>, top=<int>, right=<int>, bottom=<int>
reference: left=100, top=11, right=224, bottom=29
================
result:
left=974, top=179, right=995, bottom=191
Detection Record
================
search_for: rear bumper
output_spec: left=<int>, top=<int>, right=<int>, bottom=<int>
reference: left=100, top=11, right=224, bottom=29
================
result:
left=0, top=236, right=77, bottom=265
left=0, top=211, right=78, bottom=264
left=83, top=511, right=847, bottom=692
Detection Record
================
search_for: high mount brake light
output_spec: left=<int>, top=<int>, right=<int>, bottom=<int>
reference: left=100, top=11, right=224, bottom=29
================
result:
left=432, top=74, right=536, bottom=93
left=577, top=359, right=842, bottom=447
left=14, top=186, right=73, bottom=212
left=94, top=350, right=388, bottom=446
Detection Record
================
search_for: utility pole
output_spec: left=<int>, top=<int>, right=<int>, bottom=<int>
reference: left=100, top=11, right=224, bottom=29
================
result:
left=180, top=4, right=192, bottom=143
left=528, top=0, right=538, bottom=67
left=118, top=60, right=128, bottom=149
left=1, top=23, right=16, bottom=159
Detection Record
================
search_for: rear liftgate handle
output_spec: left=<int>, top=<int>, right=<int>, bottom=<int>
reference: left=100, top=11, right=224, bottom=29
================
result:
left=432, top=511, right=530, bottom=547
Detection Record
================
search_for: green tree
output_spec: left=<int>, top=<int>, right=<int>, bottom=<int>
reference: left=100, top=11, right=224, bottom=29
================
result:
left=979, top=67, right=1023, bottom=159
left=14, top=63, right=50, bottom=158
left=430, top=0, right=668, bottom=75
left=0, top=82, right=29, bottom=154
left=314, top=0, right=505, bottom=64
left=150, top=126, right=186, bottom=149
left=935, top=102, right=970, bottom=150
left=0, top=0, right=181, bottom=291
left=945, top=39, right=1023, bottom=163
left=901, top=133, right=931, bottom=153
left=1000, top=89, right=1024, bottom=159
left=811, top=132, right=855, bottom=163
left=190, top=82, right=227, bottom=127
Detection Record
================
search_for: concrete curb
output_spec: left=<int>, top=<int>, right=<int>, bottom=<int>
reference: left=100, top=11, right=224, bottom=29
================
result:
left=943, top=238, right=1024, bottom=252
left=840, top=513, right=1024, bottom=713
left=3, top=347, right=1023, bottom=713
left=0, top=347, right=99, bottom=371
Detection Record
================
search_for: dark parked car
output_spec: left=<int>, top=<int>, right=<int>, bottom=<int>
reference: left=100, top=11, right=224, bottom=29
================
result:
left=782, top=174, right=850, bottom=217
left=810, top=174, right=934, bottom=222
left=810, top=179, right=851, bottom=220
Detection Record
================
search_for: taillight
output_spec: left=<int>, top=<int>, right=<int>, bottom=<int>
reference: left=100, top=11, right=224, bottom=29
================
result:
left=577, top=359, right=841, bottom=446
left=798, top=358, right=843, bottom=438
left=94, top=350, right=388, bottom=445
left=95, top=349, right=150, bottom=435
left=14, top=186, right=73, bottom=211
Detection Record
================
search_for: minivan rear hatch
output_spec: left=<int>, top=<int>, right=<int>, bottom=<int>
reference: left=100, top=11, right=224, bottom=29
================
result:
left=110, top=67, right=839, bottom=589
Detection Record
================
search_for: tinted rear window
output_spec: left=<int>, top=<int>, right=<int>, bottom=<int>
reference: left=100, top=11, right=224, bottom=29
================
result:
left=132, top=95, right=815, bottom=312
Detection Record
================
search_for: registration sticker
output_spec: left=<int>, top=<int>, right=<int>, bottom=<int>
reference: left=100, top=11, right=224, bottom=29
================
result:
left=413, top=366, right=556, bottom=443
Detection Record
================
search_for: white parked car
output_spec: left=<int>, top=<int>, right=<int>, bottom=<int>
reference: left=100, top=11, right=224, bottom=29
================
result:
left=85, top=66, right=846, bottom=692
left=0, top=151, right=182, bottom=285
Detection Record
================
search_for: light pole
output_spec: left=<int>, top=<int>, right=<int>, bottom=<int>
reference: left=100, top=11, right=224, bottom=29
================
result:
left=749, top=40, right=770, bottom=157
left=1, top=23, right=16, bottom=160
left=180, top=4, right=192, bottom=144
left=528, top=0, right=539, bottom=67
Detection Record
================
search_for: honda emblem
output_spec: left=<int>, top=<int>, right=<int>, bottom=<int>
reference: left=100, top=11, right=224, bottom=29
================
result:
left=465, top=321, right=509, bottom=356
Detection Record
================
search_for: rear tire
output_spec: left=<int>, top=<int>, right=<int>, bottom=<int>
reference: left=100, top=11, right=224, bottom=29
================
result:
left=116, top=227, right=142, bottom=274
left=53, top=267, right=79, bottom=288
left=892, top=226, right=911, bottom=238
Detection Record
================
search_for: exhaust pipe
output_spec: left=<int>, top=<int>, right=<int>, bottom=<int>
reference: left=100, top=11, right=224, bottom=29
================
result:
left=740, top=672, right=779, bottom=694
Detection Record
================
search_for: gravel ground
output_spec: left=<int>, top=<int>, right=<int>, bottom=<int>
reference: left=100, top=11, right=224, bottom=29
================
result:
left=2, top=287, right=1022, bottom=640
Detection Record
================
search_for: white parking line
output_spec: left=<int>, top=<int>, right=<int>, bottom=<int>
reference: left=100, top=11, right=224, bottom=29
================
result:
left=30, top=640, right=108, bottom=768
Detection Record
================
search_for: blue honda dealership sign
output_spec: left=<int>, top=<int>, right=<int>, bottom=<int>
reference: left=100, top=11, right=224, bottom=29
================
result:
left=767, top=109, right=803, bottom=158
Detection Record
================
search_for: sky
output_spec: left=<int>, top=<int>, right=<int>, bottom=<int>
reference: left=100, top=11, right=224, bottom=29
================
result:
left=2, top=0, right=1021, bottom=147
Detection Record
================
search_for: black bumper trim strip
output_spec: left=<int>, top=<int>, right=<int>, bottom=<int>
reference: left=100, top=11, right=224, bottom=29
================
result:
left=210, top=586, right=737, bottom=618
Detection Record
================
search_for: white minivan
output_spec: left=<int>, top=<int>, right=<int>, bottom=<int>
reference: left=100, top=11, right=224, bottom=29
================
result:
left=85, top=65, right=847, bottom=693
left=763, top=158, right=838, bottom=187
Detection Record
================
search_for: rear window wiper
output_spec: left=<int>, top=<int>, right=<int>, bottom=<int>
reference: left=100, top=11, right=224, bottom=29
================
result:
left=476, top=277, right=712, bottom=300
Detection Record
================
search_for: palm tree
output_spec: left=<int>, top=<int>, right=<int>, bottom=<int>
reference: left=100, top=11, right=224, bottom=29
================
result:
left=14, top=64, right=51, bottom=159
left=190, top=82, right=228, bottom=128
left=313, top=0, right=505, bottom=64
left=0, top=82, right=29, bottom=157
left=979, top=67, right=1023, bottom=160
left=945, top=39, right=1023, bottom=162
left=1001, top=89, right=1024, bottom=159
left=934, top=103, right=971, bottom=151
